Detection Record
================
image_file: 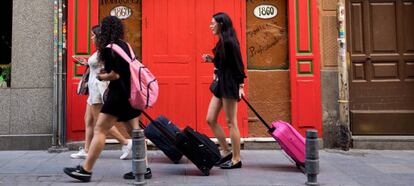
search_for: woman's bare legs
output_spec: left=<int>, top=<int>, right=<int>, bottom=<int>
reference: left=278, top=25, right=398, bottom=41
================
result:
left=89, top=104, right=128, bottom=146
left=222, top=98, right=240, bottom=163
left=84, top=104, right=95, bottom=152
left=206, top=95, right=231, bottom=155
left=83, top=113, right=117, bottom=172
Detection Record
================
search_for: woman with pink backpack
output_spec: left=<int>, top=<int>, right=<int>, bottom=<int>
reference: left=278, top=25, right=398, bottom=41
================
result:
left=64, top=16, right=151, bottom=182
left=71, top=24, right=133, bottom=161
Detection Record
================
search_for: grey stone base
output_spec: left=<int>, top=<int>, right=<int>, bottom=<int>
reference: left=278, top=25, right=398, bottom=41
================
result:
left=352, top=136, right=414, bottom=150
left=0, top=134, right=52, bottom=150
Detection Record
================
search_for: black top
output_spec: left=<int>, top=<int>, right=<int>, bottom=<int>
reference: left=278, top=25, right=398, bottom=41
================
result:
left=100, top=40, right=141, bottom=122
left=212, top=39, right=246, bottom=99
left=103, top=40, right=132, bottom=98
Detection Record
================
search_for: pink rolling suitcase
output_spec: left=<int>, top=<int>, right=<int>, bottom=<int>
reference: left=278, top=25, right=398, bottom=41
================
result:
left=242, top=97, right=306, bottom=168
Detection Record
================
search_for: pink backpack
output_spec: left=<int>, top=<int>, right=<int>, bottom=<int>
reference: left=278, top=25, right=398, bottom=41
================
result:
left=106, top=43, right=159, bottom=110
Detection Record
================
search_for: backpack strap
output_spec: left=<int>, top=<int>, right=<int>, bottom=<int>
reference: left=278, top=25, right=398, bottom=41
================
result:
left=105, top=43, right=132, bottom=99
left=106, top=43, right=134, bottom=63
left=125, top=43, right=136, bottom=61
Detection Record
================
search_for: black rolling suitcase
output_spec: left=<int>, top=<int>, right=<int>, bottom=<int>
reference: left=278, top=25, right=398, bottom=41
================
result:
left=175, top=126, right=221, bottom=176
left=139, top=115, right=183, bottom=164
left=142, top=112, right=221, bottom=176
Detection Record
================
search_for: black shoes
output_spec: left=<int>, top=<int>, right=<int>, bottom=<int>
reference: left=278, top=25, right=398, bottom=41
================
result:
left=215, top=152, right=233, bottom=166
left=220, top=160, right=242, bottom=169
left=123, top=167, right=152, bottom=180
left=63, top=165, right=92, bottom=182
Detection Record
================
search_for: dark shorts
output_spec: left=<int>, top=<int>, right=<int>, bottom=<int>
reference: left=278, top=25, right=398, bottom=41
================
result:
left=210, top=78, right=239, bottom=101
left=101, top=89, right=141, bottom=122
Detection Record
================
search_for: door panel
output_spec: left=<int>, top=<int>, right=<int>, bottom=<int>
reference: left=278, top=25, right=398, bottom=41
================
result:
left=143, top=0, right=248, bottom=136
left=350, top=2, right=364, bottom=54
left=370, top=2, right=397, bottom=52
left=143, top=0, right=196, bottom=129
left=403, top=2, right=414, bottom=52
left=67, top=0, right=99, bottom=140
left=347, top=0, right=414, bottom=135
left=288, top=0, right=322, bottom=136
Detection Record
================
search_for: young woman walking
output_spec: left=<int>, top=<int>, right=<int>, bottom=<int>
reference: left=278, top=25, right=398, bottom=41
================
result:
left=71, top=25, right=132, bottom=160
left=202, top=12, right=246, bottom=169
left=64, top=16, right=151, bottom=182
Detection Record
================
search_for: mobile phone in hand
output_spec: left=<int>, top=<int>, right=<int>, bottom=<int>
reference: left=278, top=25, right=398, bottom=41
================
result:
left=72, top=56, right=86, bottom=64
left=202, top=54, right=213, bottom=62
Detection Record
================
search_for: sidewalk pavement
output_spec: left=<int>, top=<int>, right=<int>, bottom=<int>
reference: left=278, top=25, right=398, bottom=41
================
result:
left=0, top=149, right=413, bottom=186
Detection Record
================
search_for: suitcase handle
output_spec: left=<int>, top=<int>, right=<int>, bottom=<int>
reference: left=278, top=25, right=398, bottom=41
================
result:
left=241, top=96, right=275, bottom=133
left=142, top=111, right=155, bottom=124
left=139, top=120, right=146, bottom=129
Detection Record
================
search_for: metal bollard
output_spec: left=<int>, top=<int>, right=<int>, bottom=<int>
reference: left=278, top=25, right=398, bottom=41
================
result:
left=132, top=129, right=146, bottom=186
left=305, top=129, right=319, bottom=186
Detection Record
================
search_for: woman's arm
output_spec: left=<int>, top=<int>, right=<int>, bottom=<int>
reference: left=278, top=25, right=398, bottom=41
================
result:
left=97, top=70, right=119, bottom=81
left=224, top=40, right=246, bottom=85
left=202, top=54, right=214, bottom=62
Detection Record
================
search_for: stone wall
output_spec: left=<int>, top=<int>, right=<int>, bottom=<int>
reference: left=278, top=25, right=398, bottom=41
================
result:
left=320, top=0, right=340, bottom=148
left=0, top=0, right=54, bottom=150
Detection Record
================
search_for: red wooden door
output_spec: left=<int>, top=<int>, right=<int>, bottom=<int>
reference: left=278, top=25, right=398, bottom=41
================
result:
left=67, top=0, right=99, bottom=140
left=143, top=0, right=248, bottom=137
left=288, top=0, right=322, bottom=136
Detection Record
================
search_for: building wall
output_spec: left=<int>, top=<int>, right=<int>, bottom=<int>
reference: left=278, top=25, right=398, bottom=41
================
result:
left=319, top=0, right=341, bottom=148
left=246, top=0, right=290, bottom=137
left=247, top=71, right=291, bottom=137
left=0, top=0, right=54, bottom=150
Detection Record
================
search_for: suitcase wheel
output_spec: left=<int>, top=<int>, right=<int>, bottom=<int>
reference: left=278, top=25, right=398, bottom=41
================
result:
left=202, top=171, right=210, bottom=176
left=201, top=167, right=210, bottom=176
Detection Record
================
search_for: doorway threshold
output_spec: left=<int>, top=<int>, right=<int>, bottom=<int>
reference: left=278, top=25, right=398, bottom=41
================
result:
left=352, top=136, right=414, bottom=150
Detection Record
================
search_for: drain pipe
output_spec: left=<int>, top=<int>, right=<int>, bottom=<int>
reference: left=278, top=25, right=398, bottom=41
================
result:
left=60, top=0, right=68, bottom=147
left=51, top=0, right=59, bottom=148
left=49, top=0, right=67, bottom=152
left=336, top=1, right=351, bottom=150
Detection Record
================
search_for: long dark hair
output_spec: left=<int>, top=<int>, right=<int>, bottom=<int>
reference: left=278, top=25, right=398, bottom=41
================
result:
left=91, top=25, right=100, bottom=46
left=212, top=12, right=240, bottom=58
left=97, top=16, right=124, bottom=61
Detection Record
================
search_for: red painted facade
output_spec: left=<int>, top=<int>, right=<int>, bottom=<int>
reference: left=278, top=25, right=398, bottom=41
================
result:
left=66, top=0, right=322, bottom=141
left=288, top=0, right=322, bottom=137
